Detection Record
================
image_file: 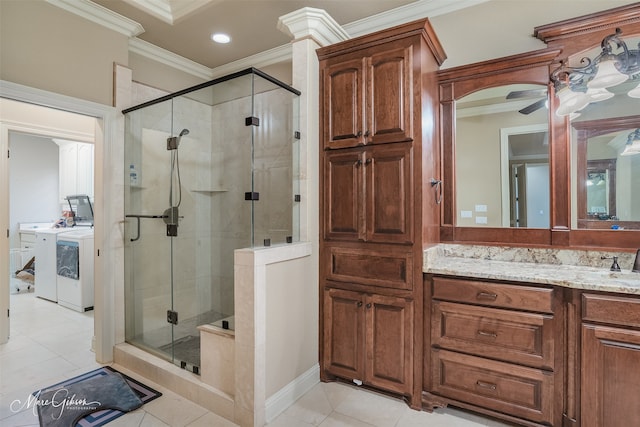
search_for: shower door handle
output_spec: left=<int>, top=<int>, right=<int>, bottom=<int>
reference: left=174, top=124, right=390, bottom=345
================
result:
left=125, top=214, right=170, bottom=241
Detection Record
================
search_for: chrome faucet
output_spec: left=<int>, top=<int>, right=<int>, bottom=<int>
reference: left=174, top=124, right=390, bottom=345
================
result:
left=601, top=255, right=621, bottom=272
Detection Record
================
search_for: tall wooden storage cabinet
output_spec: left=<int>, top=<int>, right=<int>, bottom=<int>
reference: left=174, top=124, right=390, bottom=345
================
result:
left=317, top=19, right=445, bottom=408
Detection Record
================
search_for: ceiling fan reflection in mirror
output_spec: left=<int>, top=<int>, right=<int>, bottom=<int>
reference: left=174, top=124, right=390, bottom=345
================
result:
left=506, top=88, right=549, bottom=114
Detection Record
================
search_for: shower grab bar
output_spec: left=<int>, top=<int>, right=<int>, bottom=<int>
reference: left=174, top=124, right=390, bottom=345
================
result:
left=125, top=214, right=167, bottom=242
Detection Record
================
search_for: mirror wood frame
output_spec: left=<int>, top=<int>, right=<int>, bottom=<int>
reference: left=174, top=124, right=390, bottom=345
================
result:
left=437, top=4, right=640, bottom=250
left=574, top=115, right=640, bottom=230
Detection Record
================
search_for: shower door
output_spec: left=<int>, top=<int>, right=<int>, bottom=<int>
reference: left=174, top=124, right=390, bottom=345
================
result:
left=124, top=69, right=300, bottom=374
left=124, top=81, right=255, bottom=373
left=124, top=98, right=176, bottom=365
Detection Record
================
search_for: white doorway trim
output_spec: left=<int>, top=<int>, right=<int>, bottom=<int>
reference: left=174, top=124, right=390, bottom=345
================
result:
left=499, top=123, right=548, bottom=227
left=1, top=80, right=117, bottom=363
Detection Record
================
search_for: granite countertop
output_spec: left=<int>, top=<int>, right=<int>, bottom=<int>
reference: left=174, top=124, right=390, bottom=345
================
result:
left=424, top=244, right=640, bottom=295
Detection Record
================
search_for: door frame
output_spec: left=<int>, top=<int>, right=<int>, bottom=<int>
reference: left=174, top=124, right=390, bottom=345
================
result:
left=1, top=80, right=117, bottom=363
left=500, top=123, right=549, bottom=227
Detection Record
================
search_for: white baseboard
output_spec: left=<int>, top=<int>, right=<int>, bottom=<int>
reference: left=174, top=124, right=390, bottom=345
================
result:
left=265, top=363, right=320, bottom=423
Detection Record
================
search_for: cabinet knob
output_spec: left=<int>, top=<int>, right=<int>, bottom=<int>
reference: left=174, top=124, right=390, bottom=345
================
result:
left=357, top=301, right=363, bottom=307
left=366, top=303, right=372, bottom=309
left=365, top=158, right=372, bottom=165
left=476, top=380, right=497, bottom=391
left=356, top=131, right=363, bottom=137
left=477, top=330, right=498, bottom=338
left=356, top=159, right=363, bottom=166
left=476, top=291, right=498, bottom=301
left=364, top=130, right=370, bottom=137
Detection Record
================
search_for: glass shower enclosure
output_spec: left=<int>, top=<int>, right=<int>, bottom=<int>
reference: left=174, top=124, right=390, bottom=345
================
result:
left=122, top=68, right=300, bottom=374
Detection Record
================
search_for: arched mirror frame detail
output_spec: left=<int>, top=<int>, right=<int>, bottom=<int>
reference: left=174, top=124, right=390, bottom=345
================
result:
left=535, top=3, right=640, bottom=249
left=437, top=4, right=640, bottom=250
left=438, top=48, right=561, bottom=246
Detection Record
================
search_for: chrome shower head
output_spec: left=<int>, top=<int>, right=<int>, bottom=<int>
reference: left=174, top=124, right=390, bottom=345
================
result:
left=167, top=129, right=190, bottom=150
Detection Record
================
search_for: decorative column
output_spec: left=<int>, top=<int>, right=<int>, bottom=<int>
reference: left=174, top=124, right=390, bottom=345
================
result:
left=233, top=8, right=349, bottom=427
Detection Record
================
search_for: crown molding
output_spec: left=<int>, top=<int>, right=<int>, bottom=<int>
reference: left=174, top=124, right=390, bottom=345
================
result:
left=344, top=0, right=490, bottom=38
left=51, top=0, right=488, bottom=80
left=129, top=38, right=213, bottom=80
left=123, top=0, right=172, bottom=23
left=278, top=7, right=349, bottom=47
left=122, top=0, right=219, bottom=24
left=129, top=37, right=292, bottom=80
left=457, top=99, right=543, bottom=118
left=210, top=44, right=292, bottom=78
left=46, top=0, right=144, bottom=37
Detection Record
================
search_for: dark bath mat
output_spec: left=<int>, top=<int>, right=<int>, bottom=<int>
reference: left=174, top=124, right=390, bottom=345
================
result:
left=33, top=366, right=161, bottom=427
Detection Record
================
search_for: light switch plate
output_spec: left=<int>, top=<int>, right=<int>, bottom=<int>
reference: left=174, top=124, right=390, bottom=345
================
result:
left=475, top=216, right=488, bottom=224
left=460, top=210, right=472, bottom=218
left=475, top=204, right=487, bottom=212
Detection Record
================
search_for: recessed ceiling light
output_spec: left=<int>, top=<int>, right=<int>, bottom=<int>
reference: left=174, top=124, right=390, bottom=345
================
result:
left=211, top=33, right=231, bottom=44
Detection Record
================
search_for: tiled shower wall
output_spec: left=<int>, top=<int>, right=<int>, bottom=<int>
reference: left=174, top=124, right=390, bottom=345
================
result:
left=125, top=82, right=296, bottom=342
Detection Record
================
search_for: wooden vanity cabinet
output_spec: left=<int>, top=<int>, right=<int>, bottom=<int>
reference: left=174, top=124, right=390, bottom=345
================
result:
left=580, top=293, right=640, bottom=427
left=323, top=286, right=414, bottom=395
left=318, top=18, right=445, bottom=408
left=322, top=45, right=413, bottom=150
left=324, top=142, right=413, bottom=244
left=424, top=275, right=564, bottom=427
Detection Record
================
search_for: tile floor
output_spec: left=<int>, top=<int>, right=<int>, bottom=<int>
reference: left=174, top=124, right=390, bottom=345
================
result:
left=1, top=290, right=513, bottom=427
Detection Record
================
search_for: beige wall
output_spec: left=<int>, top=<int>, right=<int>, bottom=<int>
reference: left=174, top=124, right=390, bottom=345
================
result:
left=0, top=0, right=128, bottom=106
left=265, top=255, right=317, bottom=397
left=431, top=0, right=635, bottom=69
left=456, top=108, right=549, bottom=227
left=129, top=53, right=207, bottom=93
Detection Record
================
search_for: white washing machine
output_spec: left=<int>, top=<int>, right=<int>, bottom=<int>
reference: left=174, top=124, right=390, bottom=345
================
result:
left=56, top=228, right=94, bottom=312
left=34, top=228, right=76, bottom=302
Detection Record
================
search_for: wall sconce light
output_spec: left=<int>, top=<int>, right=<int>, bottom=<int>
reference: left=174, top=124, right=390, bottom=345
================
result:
left=621, top=128, right=640, bottom=157
left=551, top=28, right=640, bottom=116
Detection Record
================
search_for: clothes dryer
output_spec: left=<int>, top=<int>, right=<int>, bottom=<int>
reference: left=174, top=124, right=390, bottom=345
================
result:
left=56, top=228, right=94, bottom=312
left=34, top=228, right=76, bottom=302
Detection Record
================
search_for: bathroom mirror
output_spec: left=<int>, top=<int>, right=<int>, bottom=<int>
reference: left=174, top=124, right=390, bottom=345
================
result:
left=571, top=109, right=640, bottom=230
left=455, top=83, right=550, bottom=228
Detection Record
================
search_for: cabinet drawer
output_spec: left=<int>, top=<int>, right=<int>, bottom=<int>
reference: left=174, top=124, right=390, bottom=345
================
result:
left=432, top=277, right=554, bottom=313
left=582, top=293, right=640, bottom=328
left=327, top=246, right=413, bottom=290
left=20, top=232, right=36, bottom=244
left=432, top=301, right=554, bottom=369
left=432, top=349, right=554, bottom=425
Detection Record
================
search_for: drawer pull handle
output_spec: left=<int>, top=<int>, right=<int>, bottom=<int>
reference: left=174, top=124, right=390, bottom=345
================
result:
left=477, top=330, right=497, bottom=338
left=476, top=291, right=498, bottom=300
left=476, top=380, right=497, bottom=391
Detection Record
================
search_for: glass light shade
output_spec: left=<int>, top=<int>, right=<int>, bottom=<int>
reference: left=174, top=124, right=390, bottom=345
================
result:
left=587, top=87, right=614, bottom=103
left=628, top=82, right=640, bottom=98
left=621, top=131, right=640, bottom=156
left=621, top=140, right=640, bottom=156
left=556, top=86, right=591, bottom=116
left=587, top=59, right=629, bottom=89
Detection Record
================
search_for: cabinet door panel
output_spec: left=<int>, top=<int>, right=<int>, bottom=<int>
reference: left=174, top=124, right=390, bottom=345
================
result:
left=366, top=143, right=413, bottom=243
left=582, top=324, right=640, bottom=427
left=366, top=294, right=413, bottom=394
left=324, top=288, right=365, bottom=380
left=323, top=59, right=364, bottom=149
left=324, top=150, right=364, bottom=241
left=367, top=46, right=413, bottom=144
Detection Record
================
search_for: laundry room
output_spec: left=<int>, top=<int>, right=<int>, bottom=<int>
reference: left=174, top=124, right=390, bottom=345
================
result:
left=7, top=101, right=96, bottom=314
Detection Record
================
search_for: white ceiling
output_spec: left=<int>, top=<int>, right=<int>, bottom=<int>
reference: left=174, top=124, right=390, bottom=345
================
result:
left=87, top=0, right=483, bottom=69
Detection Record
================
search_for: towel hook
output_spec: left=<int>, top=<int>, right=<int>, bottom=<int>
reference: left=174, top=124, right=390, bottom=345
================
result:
left=430, top=178, right=442, bottom=205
